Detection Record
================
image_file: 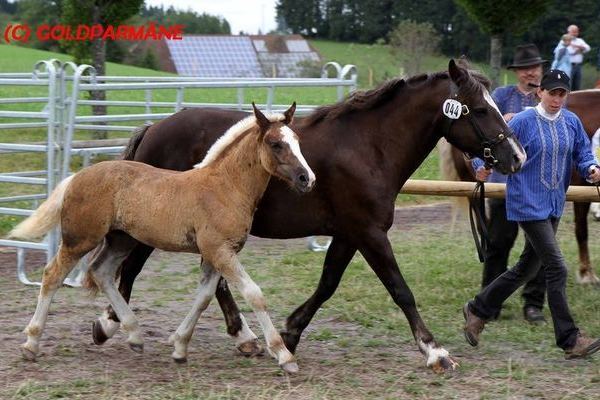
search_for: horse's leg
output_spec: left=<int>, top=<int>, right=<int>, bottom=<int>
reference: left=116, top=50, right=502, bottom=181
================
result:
left=574, top=202, right=600, bottom=285
left=215, top=277, right=263, bottom=356
left=22, top=245, right=88, bottom=361
left=88, top=234, right=144, bottom=352
left=169, top=261, right=222, bottom=363
left=281, top=236, right=356, bottom=353
left=92, top=242, right=154, bottom=345
left=358, top=229, right=458, bottom=373
left=211, top=249, right=298, bottom=373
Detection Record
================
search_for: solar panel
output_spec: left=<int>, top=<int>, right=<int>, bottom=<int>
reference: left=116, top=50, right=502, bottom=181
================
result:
left=286, top=40, right=311, bottom=52
left=167, top=36, right=263, bottom=78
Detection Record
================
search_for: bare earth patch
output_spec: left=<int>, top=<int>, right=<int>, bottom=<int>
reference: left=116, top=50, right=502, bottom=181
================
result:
left=1, top=203, right=599, bottom=399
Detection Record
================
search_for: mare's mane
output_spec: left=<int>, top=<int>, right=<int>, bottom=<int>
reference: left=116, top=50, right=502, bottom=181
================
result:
left=302, top=66, right=491, bottom=127
left=194, top=112, right=286, bottom=169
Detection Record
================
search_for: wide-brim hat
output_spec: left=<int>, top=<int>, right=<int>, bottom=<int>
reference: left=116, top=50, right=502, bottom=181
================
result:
left=507, top=44, right=548, bottom=69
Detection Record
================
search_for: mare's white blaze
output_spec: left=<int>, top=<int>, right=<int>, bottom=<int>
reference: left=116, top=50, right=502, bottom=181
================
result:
left=483, top=88, right=527, bottom=167
left=234, top=314, right=258, bottom=346
left=418, top=339, right=450, bottom=367
left=281, top=126, right=316, bottom=186
left=483, top=89, right=503, bottom=118
left=99, top=310, right=120, bottom=338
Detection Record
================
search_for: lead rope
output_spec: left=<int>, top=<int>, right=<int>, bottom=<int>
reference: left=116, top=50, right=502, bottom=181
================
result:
left=469, top=180, right=489, bottom=262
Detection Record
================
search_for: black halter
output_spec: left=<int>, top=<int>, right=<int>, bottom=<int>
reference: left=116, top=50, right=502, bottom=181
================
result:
left=442, top=86, right=513, bottom=169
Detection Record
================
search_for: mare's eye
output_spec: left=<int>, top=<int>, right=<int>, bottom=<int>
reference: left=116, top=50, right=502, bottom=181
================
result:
left=474, top=108, right=487, bottom=115
left=270, top=142, right=283, bottom=150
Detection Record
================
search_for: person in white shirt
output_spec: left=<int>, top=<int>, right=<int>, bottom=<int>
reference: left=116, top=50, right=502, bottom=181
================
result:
left=564, top=25, right=591, bottom=90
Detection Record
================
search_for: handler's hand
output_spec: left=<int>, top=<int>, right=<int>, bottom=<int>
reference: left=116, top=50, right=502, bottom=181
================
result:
left=476, top=166, right=492, bottom=182
left=588, top=165, right=600, bottom=183
left=503, top=113, right=516, bottom=122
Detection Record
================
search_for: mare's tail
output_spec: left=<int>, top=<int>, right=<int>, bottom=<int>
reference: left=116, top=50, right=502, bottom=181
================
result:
left=121, top=123, right=152, bottom=161
left=7, top=175, right=74, bottom=240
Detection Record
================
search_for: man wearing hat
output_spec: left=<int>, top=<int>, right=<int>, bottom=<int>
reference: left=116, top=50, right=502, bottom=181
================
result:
left=472, top=44, right=548, bottom=324
left=464, top=69, right=600, bottom=359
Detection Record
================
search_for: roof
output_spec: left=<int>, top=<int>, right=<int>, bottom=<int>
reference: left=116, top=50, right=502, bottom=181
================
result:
left=163, top=35, right=321, bottom=78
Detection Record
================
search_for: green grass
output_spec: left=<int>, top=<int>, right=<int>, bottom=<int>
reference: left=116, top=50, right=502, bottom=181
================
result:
left=3, top=211, right=599, bottom=399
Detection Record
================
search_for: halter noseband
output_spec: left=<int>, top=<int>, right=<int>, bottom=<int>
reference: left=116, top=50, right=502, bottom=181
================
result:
left=442, top=86, right=512, bottom=168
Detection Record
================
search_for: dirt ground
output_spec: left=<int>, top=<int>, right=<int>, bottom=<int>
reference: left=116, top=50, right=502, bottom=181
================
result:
left=1, top=203, right=599, bottom=399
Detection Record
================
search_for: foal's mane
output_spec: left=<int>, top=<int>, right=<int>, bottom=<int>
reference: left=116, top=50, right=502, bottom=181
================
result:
left=302, top=65, right=490, bottom=127
left=194, top=112, right=286, bottom=169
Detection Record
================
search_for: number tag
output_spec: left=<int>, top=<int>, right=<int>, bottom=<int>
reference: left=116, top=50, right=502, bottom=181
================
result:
left=442, top=99, right=462, bottom=119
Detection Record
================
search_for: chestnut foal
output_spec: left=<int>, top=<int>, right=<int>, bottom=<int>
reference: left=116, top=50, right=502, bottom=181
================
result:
left=10, top=103, right=314, bottom=373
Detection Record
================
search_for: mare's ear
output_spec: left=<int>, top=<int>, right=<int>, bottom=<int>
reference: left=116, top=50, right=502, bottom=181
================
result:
left=283, top=102, right=296, bottom=124
left=449, top=59, right=469, bottom=87
left=252, top=102, right=270, bottom=134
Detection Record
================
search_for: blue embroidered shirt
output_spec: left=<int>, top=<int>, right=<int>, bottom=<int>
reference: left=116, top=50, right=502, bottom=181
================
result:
left=505, top=107, right=596, bottom=221
left=472, top=85, right=538, bottom=183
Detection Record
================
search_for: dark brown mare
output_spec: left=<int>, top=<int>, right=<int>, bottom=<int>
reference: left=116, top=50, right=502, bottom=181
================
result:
left=441, top=89, right=600, bottom=285
left=92, top=60, right=525, bottom=373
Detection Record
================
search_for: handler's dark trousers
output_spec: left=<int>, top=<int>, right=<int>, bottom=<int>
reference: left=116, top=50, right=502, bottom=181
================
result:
left=570, top=63, right=582, bottom=91
left=472, top=218, right=579, bottom=350
left=482, top=199, right=545, bottom=310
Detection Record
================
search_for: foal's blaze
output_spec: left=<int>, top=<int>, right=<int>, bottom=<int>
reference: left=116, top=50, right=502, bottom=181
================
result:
left=253, top=102, right=315, bottom=193
left=11, top=103, right=311, bottom=374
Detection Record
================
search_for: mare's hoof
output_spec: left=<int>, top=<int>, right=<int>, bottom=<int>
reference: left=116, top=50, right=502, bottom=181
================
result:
left=92, top=320, right=109, bottom=345
left=129, top=342, right=144, bottom=353
left=280, top=361, right=299, bottom=374
left=430, top=356, right=459, bottom=374
left=237, top=339, right=264, bottom=357
left=173, top=356, right=188, bottom=364
left=21, top=345, right=37, bottom=361
left=280, top=331, right=299, bottom=354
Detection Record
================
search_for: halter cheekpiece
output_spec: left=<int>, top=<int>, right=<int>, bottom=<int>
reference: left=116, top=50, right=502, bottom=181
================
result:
left=443, top=88, right=512, bottom=168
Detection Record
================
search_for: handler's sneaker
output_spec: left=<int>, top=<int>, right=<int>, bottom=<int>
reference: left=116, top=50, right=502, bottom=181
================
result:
left=463, top=302, right=485, bottom=347
left=564, top=334, right=600, bottom=359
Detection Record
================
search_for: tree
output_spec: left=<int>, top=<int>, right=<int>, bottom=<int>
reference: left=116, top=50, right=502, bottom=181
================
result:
left=61, top=0, right=143, bottom=139
left=389, top=20, right=440, bottom=76
left=454, top=0, right=550, bottom=87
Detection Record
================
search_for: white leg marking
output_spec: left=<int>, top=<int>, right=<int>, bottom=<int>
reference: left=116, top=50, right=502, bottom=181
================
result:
left=170, top=268, right=221, bottom=361
left=418, top=339, right=450, bottom=367
left=234, top=314, right=258, bottom=346
left=226, top=261, right=295, bottom=368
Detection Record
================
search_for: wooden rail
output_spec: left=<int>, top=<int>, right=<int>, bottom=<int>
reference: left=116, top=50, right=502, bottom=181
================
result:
left=400, top=180, right=600, bottom=202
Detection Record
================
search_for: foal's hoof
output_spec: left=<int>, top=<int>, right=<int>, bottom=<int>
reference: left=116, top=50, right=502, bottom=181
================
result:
left=280, top=361, right=299, bottom=374
left=92, top=320, right=109, bottom=345
left=173, top=356, right=188, bottom=364
left=430, top=356, right=459, bottom=374
left=237, top=339, right=264, bottom=357
left=129, top=342, right=144, bottom=353
left=21, top=345, right=37, bottom=362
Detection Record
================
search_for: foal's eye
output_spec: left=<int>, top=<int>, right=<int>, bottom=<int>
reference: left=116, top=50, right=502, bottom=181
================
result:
left=473, top=108, right=487, bottom=115
left=270, top=142, right=283, bottom=151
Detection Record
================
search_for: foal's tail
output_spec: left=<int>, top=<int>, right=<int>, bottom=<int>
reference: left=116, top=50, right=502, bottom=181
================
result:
left=121, top=123, right=151, bottom=161
left=7, top=175, right=74, bottom=240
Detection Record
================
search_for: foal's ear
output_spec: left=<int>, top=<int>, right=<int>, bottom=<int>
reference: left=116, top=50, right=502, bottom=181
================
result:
left=283, top=102, right=296, bottom=124
left=448, top=59, right=469, bottom=86
left=252, top=102, right=270, bottom=133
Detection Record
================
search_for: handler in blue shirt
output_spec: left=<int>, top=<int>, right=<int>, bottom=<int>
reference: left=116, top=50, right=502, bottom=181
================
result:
left=472, top=44, right=547, bottom=323
left=464, top=70, right=600, bottom=359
